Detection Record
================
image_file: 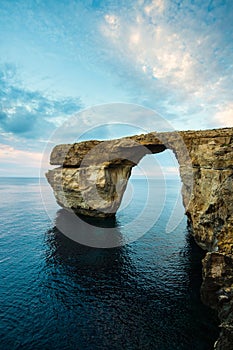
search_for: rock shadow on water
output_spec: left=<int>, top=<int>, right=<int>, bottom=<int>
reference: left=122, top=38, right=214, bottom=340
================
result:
left=42, top=212, right=219, bottom=350
left=44, top=209, right=133, bottom=280
left=53, top=208, right=127, bottom=248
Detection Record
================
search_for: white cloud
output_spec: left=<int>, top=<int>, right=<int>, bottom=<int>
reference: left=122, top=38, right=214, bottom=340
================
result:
left=130, top=30, right=141, bottom=45
left=213, top=104, right=233, bottom=127
left=144, top=0, right=165, bottom=15
left=104, top=14, right=119, bottom=26
left=99, top=0, right=233, bottom=129
left=102, top=14, right=120, bottom=39
left=0, top=144, right=42, bottom=167
left=101, top=4, right=196, bottom=88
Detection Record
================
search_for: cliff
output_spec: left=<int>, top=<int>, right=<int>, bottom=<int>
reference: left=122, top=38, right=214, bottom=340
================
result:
left=46, top=127, right=233, bottom=349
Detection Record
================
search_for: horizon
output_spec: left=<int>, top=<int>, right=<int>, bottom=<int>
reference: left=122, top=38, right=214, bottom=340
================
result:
left=1, top=0, right=233, bottom=177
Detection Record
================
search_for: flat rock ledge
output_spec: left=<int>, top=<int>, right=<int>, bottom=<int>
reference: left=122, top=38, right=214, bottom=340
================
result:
left=46, top=127, right=233, bottom=349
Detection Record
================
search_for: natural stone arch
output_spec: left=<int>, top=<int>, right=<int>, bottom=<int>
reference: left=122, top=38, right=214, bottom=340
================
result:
left=46, top=132, right=191, bottom=216
left=46, top=127, right=233, bottom=349
left=46, top=128, right=233, bottom=253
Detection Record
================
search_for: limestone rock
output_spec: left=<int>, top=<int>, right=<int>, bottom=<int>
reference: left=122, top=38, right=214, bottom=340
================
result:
left=46, top=164, right=132, bottom=217
left=201, top=253, right=233, bottom=350
left=46, top=127, right=233, bottom=348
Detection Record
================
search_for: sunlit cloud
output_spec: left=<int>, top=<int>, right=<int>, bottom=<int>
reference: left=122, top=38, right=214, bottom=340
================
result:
left=144, top=0, right=165, bottom=15
left=213, top=104, right=233, bottom=127
left=0, top=0, right=233, bottom=176
left=0, top=144, right=42, bottom=167
left=100, top=0, right=233, bottom=126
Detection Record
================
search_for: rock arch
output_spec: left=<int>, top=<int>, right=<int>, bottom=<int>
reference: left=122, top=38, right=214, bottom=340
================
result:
left=46, top=127, right=233, bottom=349
left=46, top=128, right=233, bottom=252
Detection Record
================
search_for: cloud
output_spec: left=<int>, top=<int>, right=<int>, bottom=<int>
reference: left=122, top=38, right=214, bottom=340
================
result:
left=99, top=0, right=233, bottom=127
left=0, top=0, right=232, bottom=141
left=0, top=144, right=42, bottom=167
left=144, top=0, right=165, bottom=15
left=0, top=64, right=82, bottom=139
left=0, top=143, right=45, bottom=176
left=213, top=104, right=233, bottom=127
left=101, top=4, right=198, bottom=89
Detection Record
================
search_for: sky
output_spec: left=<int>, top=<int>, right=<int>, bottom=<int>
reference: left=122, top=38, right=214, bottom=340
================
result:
left=0, top=0, right=233, bottom=177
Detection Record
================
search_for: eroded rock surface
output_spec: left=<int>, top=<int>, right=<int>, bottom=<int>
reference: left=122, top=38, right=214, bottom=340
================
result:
left=46, top=127, right=233, bottom=349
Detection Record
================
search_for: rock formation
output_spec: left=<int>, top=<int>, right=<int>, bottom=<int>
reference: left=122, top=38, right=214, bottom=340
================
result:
left=46, top=127, right=233, bottom=349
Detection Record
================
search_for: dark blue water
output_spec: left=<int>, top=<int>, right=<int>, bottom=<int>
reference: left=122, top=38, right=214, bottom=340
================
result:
left=0, top=178, right=218, bottom=349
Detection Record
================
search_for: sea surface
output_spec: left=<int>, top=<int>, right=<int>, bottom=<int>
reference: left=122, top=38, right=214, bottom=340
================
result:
left=0, top=177, right=218, bottom=349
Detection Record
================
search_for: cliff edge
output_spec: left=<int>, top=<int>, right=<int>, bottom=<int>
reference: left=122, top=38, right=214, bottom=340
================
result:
left=46, top=127, right=233, bottom=349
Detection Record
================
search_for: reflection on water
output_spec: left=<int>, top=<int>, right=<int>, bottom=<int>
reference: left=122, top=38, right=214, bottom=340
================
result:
left=45, top=224, right=132, bottom=279
left=0, top=178, right=218, bottom=350
left=55, top=209, right=124, bottom=248
left=42, top=221, right=218, bottom=350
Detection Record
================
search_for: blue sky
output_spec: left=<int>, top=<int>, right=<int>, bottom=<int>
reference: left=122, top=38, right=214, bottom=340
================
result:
left=0, top=0, right=233, bottom=176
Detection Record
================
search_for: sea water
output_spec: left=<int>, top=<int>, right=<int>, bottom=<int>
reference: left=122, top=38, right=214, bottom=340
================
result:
left=0, top=177, right=218, bottom=349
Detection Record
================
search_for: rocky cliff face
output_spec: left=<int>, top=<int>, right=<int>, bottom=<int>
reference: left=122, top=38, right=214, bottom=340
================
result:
left=46, top=127, right=233, bottom=349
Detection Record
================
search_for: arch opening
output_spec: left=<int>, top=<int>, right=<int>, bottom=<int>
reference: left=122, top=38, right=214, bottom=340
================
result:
left=118, top=149, right=186, bottom=235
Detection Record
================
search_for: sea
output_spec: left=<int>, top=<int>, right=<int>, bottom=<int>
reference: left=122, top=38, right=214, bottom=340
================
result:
left=0, top=177, right=218, bottom=350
